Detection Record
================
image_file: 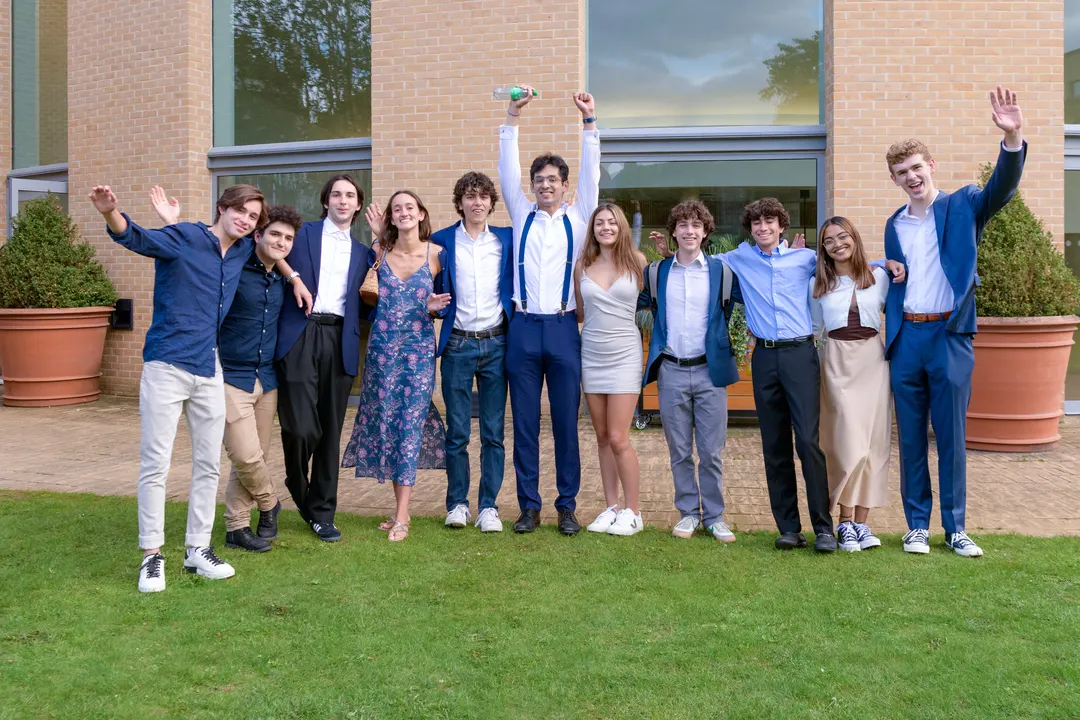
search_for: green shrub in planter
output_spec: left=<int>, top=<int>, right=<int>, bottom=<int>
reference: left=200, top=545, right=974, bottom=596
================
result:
left=976, top=164, right=1080, bottom=318
left=0, top=195, right=118, bottom=309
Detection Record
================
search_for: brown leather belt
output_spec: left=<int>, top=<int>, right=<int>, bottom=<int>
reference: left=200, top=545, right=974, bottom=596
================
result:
left=904, top=311, right=953, bottom=323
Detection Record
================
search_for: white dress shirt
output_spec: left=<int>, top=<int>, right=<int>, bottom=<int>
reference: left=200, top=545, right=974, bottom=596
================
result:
left=809, top=267, right=890, bottom=336
left=894, top=190, right=954, bottom=315
left=453, top=222, right=504, bottom=331
left=664, top=251, right=710, bottom=359
left=498, top=125, right=601, bottom=314
left=311, top=217, right=353, bottom=317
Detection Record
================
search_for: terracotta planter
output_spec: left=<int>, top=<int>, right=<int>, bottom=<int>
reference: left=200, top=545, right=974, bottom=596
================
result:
left=0, top=307, right=114, bottom=407
left=967, top=315, right=1080, bottom=452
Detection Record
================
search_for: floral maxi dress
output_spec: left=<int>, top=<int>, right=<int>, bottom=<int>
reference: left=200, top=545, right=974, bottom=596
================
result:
left=342, top=251, right=445, bottom=485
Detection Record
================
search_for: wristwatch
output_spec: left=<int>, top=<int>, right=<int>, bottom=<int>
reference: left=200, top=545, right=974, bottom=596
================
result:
left=286, top=271, right=300, bottom=283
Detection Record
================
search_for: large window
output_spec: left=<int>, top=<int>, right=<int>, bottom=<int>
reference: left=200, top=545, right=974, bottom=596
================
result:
left=1064, top=172, right=1080, bottom=412
left=1067, top=1, right=1080, bottom=125
left=213, top=0, right=372, bottom=146
left=215, top=170, right=373, bottom=245
left=588, top=0, right=823, bottom=129
left=11, top=0, right=67, bottom=168
left=600, top=158, right=819, bottom=247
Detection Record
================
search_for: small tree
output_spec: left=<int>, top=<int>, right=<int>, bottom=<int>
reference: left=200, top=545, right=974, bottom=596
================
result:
left=976, top=165, right=1080, bottom=317
left=0, top=196, right=117, bottom=309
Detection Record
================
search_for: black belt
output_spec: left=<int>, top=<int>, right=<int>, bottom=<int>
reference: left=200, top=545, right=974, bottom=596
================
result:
left=757, top=336, right=811, bottom=349
left=661, top=353, right=708, bottom=367
left=309, top=313, right=344, bottom=326
left=451, top=324, right=506, bottom=339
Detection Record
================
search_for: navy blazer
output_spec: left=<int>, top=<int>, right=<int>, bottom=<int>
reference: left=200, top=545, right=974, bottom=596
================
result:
left=429, top=221, right=514, bottom=357
left=274, top=220, right=375, bottom=377
left=884, top=142, right=1027, bottom=358
left=640, top=255, right=742, bottom=389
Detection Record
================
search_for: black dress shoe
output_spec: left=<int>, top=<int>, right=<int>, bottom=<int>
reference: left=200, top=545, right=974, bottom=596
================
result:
left=557, top=509, right=581, bottom=536
left=814, top=532, right=838, bottom=553
left=257, top=500, right=282, bottom=540
left=775, top=531, right=808, bottom=550
left=310, top=520, right=342, bottom=542
left=225, top=527, right=272, bottom=553
left=513, top=509, right=540, bottom=533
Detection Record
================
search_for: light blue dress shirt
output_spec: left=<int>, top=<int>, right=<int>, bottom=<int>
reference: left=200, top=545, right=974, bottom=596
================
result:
left=719, top=241, right=816, bottom=341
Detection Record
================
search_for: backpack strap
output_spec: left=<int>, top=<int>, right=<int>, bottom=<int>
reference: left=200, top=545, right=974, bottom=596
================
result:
left=720, top=262, right=734, bottom=316
left=648, top=260, right=661, bottom=308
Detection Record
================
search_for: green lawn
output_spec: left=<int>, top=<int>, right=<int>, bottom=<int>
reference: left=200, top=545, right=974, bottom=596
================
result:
left=2, top=491, right=1078, bottom=720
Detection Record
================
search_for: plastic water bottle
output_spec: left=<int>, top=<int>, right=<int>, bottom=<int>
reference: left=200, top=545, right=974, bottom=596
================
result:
left=493, top=86, right=539, bottom=102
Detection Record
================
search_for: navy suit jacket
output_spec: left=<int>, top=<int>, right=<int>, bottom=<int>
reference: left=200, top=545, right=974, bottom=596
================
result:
left=640, top=255, right=742, bottom=389
left=274, top=220, right=375, bottom=377
left=429, top=221, right=514, bottom=357
left=884, top=142, right=1027, bottom=358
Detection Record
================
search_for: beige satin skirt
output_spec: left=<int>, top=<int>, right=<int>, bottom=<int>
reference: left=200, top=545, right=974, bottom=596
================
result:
left=820, top=335, right=892, bottom=510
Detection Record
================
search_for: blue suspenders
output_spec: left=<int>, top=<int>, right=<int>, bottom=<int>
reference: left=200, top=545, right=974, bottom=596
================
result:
left=517, top=211, right=575, bottom=315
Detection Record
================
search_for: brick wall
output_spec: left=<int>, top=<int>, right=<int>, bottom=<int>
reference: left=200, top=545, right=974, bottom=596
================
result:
left=828, top=1, right=1064, bottom=255
left=370, top=0, right=587, bottom=230
left=68, top=0, right=213, bottom=395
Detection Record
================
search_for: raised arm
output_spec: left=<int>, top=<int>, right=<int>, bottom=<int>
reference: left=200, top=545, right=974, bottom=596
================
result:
left=571, top=92, right=600, bottom=224
left=148, top=185, right=180, bottom=226
left=973, top=86, right=1026, bottom=228
left=90, top=185, right=182, bottom=260
left=498, top=84, right=536, bottom=222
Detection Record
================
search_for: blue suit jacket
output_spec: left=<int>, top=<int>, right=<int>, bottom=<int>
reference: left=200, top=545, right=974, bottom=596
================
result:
left=884, top=142, right=1027, bottom=358
left=274, top=220, right=375, bottom=377
left=640, top=255, right=742, bottom=388
left=429, top=221, right=514, bottom=357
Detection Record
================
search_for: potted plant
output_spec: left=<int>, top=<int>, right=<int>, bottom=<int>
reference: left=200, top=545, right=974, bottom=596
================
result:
left=967, top=167, right=1080, bottom=451
left=0, top=195, right=118, bottom=406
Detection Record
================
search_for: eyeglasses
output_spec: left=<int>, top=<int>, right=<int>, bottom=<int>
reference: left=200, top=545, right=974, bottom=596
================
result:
left=532, top=175, right=561, bottom=187
left=822, top=232, right=851, bottom=249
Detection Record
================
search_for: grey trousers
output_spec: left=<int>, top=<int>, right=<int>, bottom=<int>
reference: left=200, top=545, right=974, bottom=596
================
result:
left=657, top=362, right=729, bottom=526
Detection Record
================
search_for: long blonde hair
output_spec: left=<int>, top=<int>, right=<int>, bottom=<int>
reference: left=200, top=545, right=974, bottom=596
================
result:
left=581, top=202, right=643, bottom=290
left=813, top=216, right=875, bottom=298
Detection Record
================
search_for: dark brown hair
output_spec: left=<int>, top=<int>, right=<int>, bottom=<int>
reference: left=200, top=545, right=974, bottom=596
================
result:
left=666, top=200, right=716, bottom=238
left=260, top=204, right=303, bottom=234
left=530, top=153, right=570, bottom=184
left=214, top=184, right=268, bottom=227
left=581, top=202, right=644, bottom=290
left=740, top=197, right=790, bottom=236
left=379, top=190, right=433, bottom=251
left=452, top=172, right=499, bottom=219
left=813, top=216, right=876, bottom=298
left=319, top=174, right=364, bottom=221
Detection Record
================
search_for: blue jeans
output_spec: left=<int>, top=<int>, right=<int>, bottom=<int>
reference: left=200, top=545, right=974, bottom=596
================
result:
left=441, top=333, right=507, bottom=511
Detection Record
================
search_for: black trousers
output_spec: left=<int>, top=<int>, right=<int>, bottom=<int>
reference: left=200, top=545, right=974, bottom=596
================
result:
left=751, top=340, right=832, bottom=535
left=276, top=318, right=354, bottom=525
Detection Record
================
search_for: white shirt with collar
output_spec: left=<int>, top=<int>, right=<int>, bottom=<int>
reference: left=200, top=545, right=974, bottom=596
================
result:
left=664, top=251, right=710, bottom=359
left=453, top=222, right=504, bottom=331
left=311, top=216, right=353, bottom=317
left=809, top=267, right=890, bottom=336
left=498, top=125, right=601, bottom=314
left=894, top=190, right=954, bottom=315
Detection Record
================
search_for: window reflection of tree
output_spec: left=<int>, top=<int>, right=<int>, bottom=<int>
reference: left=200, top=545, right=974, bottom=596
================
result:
left=232, top=0, right=372, bottom=145
left=760, top=30, right=821, bottom=124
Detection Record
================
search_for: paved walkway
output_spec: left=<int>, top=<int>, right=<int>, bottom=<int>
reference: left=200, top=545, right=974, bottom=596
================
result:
left=2, top=393, right=1078, bottom=536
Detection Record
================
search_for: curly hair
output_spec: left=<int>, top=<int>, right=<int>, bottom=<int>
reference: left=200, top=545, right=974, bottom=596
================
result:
left=261, top=204, right=303, bottom=233
left=452, top=172, right=499, bottom=219
left=886, top=139, right=934, bottom=172
left=740, top=197, right=790, bottom=236
left=666, top=200, right=715, bottom=238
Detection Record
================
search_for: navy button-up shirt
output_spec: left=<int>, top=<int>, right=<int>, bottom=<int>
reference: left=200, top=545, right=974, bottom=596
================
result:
left=219, top=250, right=286, bottom=393
left=720, top=241, right=816, bottom=341
left=108, top=216, right=253, bottom=377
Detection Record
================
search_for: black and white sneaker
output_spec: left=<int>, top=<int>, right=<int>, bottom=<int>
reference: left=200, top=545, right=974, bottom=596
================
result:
left=837, top=521, right=861, bottom=552
left=945, top=531, right=984, bottom=558
left=903, top=528, right=931, bottom=554
left=310, top=521, right=342, bottom=543
left=138, top=553, right=166, bottom=593
left=855, top=522, right=881, bottom=550
left=183, top=546, right=236, bottom=580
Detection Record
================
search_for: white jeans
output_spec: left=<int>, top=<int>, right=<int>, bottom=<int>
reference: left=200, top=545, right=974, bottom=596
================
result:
left=137, top=360, right=226, bottom=549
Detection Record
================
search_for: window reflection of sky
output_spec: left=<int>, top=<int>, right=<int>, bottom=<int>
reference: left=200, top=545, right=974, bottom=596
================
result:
left=588, top=0, right=823, bottom=128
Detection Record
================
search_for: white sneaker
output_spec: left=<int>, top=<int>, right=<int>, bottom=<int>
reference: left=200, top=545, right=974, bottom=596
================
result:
left=707, top=521, right=736, bottom=543
left=183, top=546, right=236, bottom=580
left=587, top=505, right=619, bottom=533
left=946, top=531, right=984, bottom=558
left=608, top=508, right=643, bottom=536
left=672, top=516, right=700, bottom=539
left=474, top=507, right=503, bottom=533
left=837, top=521, right=861, bottom=552
left=445, top=504, right=470, bottom=528
left=903, top=528, right=931, bottom=554
left=855, top=522, right=881, bottom=550
left=138, top=553, right=166, bottom=593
